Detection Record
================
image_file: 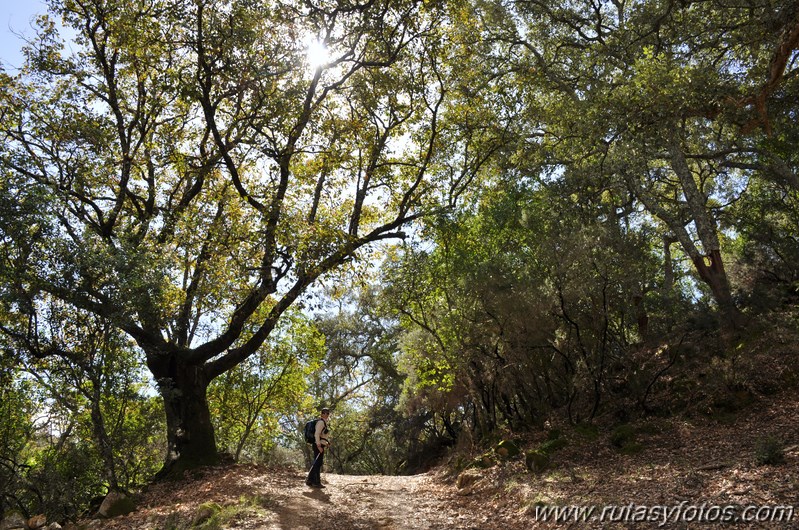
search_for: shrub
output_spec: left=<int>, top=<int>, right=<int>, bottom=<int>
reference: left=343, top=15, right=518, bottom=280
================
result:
left=539, top=437, right=568, bottom=454
left=609, top=424, right=643, bottom=454
left=755, top=436, right=785, bottom=466
left=609, top=425, right=636, bottom=448
left=574, top=422, right=599, bottom=441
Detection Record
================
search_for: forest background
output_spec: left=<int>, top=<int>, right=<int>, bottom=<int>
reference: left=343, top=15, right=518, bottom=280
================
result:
left=1, top=0, right=798, bottom=523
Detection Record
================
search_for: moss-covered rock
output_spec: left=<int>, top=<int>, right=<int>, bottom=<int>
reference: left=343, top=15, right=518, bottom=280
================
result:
left=525, top=450, right=550, bottom=473
left=496, top=440, right=521, bottom=459
left=98, top=492, right=136, bottom=518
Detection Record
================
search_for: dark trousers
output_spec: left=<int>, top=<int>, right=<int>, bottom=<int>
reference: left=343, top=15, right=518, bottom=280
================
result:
left=306, top=444, right=324, bottom=485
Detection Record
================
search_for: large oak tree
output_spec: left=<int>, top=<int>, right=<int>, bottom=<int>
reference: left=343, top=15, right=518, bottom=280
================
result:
left=0, top=0, right=478, bottom=476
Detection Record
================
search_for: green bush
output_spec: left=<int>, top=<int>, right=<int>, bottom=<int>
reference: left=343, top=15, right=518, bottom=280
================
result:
left=609, top=424, right=643, bottom=454
left=609, top=425, right=636, bottom=448
left=539, top=437, right=568, bottom=454
left=574, top=423, right=599, bottom=441
left=27, top=442, right=106, bottom=522
left=755, top=436, right=785, bottom=466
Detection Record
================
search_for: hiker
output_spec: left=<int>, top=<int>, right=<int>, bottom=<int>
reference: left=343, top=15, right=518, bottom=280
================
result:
left=305, top=408, right=330, bottom=488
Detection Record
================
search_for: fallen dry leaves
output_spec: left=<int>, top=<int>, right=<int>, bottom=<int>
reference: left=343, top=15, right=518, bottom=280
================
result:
left=76, top=392, right=797, bottom=530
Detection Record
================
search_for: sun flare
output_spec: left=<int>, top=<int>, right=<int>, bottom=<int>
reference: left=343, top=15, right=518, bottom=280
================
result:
left=305, top=38, right=330, bottom=70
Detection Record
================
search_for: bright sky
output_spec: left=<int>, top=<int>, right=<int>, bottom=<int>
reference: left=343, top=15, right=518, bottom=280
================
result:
left=0, top=0, right=47, bottom=70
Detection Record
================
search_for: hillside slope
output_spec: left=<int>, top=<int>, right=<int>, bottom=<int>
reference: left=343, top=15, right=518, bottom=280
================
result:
left=75, top=392, right=797, bottom=529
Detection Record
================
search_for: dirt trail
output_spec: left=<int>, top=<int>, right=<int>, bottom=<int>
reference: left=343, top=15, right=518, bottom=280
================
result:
left=80, top=466, right=510, bottom=530
left=280, top=473, right=468, bottom=529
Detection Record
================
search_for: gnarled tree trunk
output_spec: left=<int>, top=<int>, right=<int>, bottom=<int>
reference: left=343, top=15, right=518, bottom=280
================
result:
left=147, top=355, right=218, bottom=478
left=690, top=249, right=743, bottom=331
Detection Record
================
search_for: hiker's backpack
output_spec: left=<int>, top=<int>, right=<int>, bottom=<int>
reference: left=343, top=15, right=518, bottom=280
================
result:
left=303, top=418, right=328, bottom=444
left=303, top=419, right=318, bottom=444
